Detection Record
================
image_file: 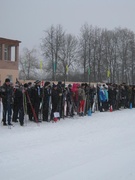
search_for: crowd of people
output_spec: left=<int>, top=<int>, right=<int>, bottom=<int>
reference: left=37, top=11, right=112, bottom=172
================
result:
left=0, top=78, right=135, bottom=127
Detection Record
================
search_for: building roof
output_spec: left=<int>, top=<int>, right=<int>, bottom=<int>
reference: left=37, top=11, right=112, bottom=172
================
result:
left=0, top=37, right=21, bottom=46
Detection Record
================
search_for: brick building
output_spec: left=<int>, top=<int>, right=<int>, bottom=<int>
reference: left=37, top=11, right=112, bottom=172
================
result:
left=0, top=37, right=21, bottom=85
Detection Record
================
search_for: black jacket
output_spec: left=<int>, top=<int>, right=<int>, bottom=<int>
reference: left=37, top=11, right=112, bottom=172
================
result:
left=1, top=83, right=13, bottom=104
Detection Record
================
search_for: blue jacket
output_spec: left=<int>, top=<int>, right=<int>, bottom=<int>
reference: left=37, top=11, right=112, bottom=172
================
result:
left=99, top=88, right=107, bottom=102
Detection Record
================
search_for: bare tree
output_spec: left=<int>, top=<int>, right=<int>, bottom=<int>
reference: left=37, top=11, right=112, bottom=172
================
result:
left=78, top=25, right=135, bottom=84
left=129, top=34, right=135, bottom=84
left=58, top=33, right=78, bottom=81
left=78, top=23, right=91, bottom=81
left=114, top=28, right=134, bottom=84
left=19, top=48, right=39, bottom=80
left=41, top=24, right=65, bottom=81
left=39, top=24, right=135, bottom=83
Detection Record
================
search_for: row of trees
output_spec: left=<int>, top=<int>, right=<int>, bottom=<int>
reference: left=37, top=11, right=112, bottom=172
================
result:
left=19, top=23, right=135, bottom=84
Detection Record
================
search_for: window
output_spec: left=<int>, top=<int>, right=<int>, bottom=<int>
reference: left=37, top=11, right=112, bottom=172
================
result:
left=11, top=46, right=15, bottom=61
left=4, top=45, right=8, bottom=60
left=0, top=45, right=2, bottom=60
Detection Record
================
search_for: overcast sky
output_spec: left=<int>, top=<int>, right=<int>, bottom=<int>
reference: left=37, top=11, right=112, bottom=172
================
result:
left=0, top=0, right=135, bottom=54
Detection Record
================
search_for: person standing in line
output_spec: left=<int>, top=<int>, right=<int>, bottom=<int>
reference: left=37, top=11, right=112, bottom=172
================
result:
left=42, top=81, right=51, bottom=122
left=27, top=82, right=33, bottom=121
left=31, top=80, right=42, bottom=122
left=51, top=84, right=59, bottom=121
left=99, top=85, right=107, bottom=112
left=78, top=83, right=86, bottom=116
left=1, top=78, right=13, bottom=126
left=66, top=84, right=74, bottom=117
left=12, top=83, right=20, bottom=123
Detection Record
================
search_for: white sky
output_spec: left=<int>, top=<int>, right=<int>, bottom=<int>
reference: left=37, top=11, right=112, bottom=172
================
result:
left=0, top=106, right=135, bottom=180
left=0, top=0, right=135, bottom=54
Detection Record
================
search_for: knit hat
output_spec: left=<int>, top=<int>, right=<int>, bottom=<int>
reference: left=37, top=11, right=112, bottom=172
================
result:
left=24, top=83, right=28, bottom=88
left=44, top=81, right=50, bottom=87
left=53, top=84, right=57, bottom=88
left=5, top=78, right=10, bottom=83
left=68, top=84, right=72, bottom=88
left=28, top=82, right=32, bottom=86
left=34, top=80, right=41, bottom=84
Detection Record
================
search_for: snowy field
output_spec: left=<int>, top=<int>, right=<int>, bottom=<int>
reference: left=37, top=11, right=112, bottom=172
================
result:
left=0, top=107, right=135, bottom=180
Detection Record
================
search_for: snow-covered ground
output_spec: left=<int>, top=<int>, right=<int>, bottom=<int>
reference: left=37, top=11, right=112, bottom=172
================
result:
left=0, top=106, right=135, bottom=180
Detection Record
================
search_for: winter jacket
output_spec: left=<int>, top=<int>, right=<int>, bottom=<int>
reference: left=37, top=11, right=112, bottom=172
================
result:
left=1, top=83, right=13, bottom=104
left=99, top=88, right=107, bottom=102
left=78, top=87, right=85, bottom=101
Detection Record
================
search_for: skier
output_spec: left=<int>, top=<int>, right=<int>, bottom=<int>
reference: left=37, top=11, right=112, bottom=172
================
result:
left=66, top=84, right=74, bottom=117
left=78, top=83, right=86, bottom=116
left=51, top=84, right=60, bottom=121
left=1, top=78, right=14, bottom=126
left=99, top=85, right=107, bottom=112
left=42, top=81, right=51, bottom=122
left=31, top=80, right=42, bottom=122
left=27, top=82, right=33, bottom=121
left=57, top=81, right=63, bottom=118
left=12, top=83, right=20, bottom=123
